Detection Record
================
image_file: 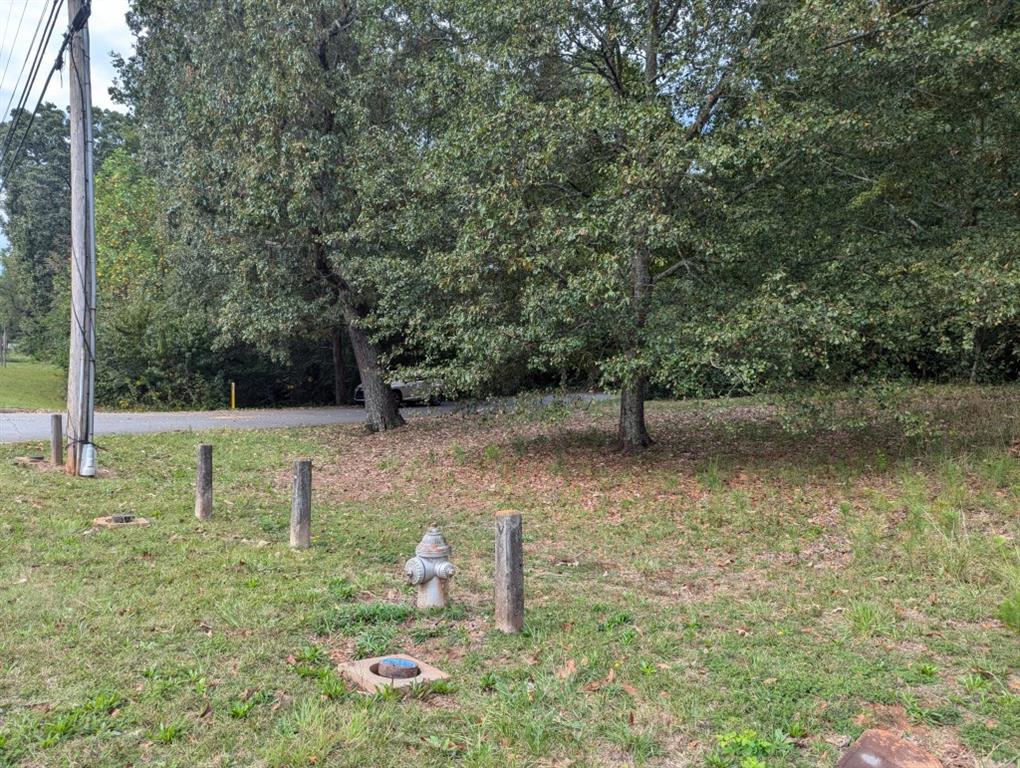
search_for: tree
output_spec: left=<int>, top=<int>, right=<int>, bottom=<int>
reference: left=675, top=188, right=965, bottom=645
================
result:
left=392, top=0, right=761, bottom=447
left=0, top=103, right=129, bottom=362
left=118, top=0, right=472, bottom=430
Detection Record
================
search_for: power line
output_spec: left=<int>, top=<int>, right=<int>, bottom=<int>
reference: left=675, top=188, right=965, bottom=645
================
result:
left=0, top=0, right=47, bottom=128
left=0, top=2, right=19, bottom=88
left=0, top=0, right=65, bottom=190
left=0, top=1, right=30, bottom=98
left=0, top=0, right=63, bottom=171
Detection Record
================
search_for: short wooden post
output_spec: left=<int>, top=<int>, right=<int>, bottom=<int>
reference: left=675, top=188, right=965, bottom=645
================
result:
left=290, top=459, right=312, bottom=549
left=495, top=511, right=524, bottom=633
left=50, top=414, right=63, bottom=466
left=195, top=444, right=213, bottom=520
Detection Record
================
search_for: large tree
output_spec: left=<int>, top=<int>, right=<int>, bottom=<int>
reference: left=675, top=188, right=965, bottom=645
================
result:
left=118, top=0, right=464, bottom=430
left=390, top=0, right=762, bottom=447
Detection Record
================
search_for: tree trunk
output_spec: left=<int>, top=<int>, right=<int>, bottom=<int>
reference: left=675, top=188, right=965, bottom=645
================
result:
left=311, top=241, right=404, bottom=433
left=331, top=326, right=346, bottom=405
left=618, top=248, right=653, bottom=448
left=345, top=317, right=404, bottom=432
left=645, top=0, right=658, bottom=88
left=619, top=376, right=652, bottom=448
left=615, top=4, right=660, bottom=450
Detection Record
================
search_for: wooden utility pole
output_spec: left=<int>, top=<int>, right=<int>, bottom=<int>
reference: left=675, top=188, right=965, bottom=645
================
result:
left=65, top=0, right=96, bottom=476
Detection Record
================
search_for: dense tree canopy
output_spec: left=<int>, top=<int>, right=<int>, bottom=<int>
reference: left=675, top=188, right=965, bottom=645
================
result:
left=366, top=0, right=1019, bottom=444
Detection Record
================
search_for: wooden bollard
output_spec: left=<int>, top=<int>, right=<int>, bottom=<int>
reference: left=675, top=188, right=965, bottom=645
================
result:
left=50, top=414, right=63, bottom=466
left=495, top=511, right=524, bottom=633
left=290, top=459, right=312, bottom=549
left=195, top=444, right=213, bottom=520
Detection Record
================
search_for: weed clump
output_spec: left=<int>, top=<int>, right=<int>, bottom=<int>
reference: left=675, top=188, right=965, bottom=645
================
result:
left=998, top=592, right=1020, bottom=633
left=707, top=729, right=793, bottom=768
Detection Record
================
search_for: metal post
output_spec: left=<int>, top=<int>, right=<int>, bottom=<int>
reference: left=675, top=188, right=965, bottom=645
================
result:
left=290, top=459, right=312, bottom=549
left=495, top=511, right=524, bottom=633
left=50, top=414, right=63, bottom=466
left=195, top=444, right=213, bottom=520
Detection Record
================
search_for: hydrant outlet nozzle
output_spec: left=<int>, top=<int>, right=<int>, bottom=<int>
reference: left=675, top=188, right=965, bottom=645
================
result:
left=435, top=561, right=456, bottom=580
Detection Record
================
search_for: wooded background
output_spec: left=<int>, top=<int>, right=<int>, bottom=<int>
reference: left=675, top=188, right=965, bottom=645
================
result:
left=1, top=0, right=1017, bottom=446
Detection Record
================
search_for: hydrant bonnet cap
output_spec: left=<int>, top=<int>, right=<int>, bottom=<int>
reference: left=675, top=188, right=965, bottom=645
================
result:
left=415, top=526, right=451, bottom=558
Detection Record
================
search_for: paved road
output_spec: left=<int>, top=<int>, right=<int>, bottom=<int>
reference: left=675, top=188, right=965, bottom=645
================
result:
left=0, top=393, right=609, bottom=444
left=0, top=405, right=453, bottom=444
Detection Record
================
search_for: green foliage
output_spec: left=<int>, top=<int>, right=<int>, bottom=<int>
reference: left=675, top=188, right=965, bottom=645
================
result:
left=318, top=672, right=351, bottom=701
left=707, top=729, right=793, bottom=768
left=998, top=592, right=1020, bottom=633
left=229, top=691, right=272, bottom=720
left=0, top=105, right=128, bottom=364
left=152, top=720, right=188, bottom=744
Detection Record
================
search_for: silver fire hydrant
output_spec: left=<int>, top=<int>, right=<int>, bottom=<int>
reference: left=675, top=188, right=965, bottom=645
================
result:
left=404, top=525, right=456, bottom=609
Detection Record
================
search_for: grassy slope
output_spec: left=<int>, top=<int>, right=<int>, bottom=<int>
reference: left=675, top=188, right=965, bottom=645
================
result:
left=0, top=355, right=65, bottom=411
left=0, top=390, right=1018, bottom=767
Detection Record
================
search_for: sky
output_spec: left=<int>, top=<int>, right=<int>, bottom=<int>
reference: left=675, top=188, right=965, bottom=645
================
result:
left=0, top=0, right=134, bottom=113
left=0, top=0, right=133, bottom=249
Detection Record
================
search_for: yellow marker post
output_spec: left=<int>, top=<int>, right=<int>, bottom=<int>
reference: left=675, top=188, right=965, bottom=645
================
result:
left=230, top=381, right=236, bottom=410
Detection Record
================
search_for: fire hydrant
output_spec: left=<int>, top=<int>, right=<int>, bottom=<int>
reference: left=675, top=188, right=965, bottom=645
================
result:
left=404, top=525, right=456, bottom=609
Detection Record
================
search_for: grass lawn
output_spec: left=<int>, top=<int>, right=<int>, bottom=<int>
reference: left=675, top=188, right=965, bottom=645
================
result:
left=0, top=354, right=65, bottom=411
left=0, top=389, right=1018, bottom=767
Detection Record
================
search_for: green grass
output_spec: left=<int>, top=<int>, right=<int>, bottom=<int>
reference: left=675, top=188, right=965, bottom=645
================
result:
left=0, top=354, right=65, bottom=411
left=0, top=387, right=1019, bottom=766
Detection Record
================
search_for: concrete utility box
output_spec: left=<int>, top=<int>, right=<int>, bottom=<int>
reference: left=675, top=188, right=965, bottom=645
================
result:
left=337, top=653, right=449, bottom=694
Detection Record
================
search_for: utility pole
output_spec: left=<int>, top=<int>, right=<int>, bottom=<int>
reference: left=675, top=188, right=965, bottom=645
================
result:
left=65, top=0, right=96, bottom=476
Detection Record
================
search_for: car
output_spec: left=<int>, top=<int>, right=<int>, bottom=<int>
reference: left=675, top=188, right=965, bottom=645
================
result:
left=353, top=379, right=441, bottom=406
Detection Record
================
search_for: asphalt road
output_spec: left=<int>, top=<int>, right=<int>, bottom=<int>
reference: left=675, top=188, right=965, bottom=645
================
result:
left=0, top=405, right=453, bottom=444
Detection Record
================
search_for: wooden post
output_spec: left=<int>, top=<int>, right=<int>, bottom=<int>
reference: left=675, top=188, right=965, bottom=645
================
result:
left=195, top=444, right=213, bottom=520
left=230, top=381, right=236, bottom=409
left=65, top=0, right=97, bottom=476
left=495, top=511, right=524, bottom=633
left=290, top=459, right=312, bottom=549
left=50, top=414, right=63, bottom=466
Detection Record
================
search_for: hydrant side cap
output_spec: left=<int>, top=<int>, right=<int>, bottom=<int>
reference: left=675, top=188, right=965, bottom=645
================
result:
left=415, top=526, right=452, bottom=558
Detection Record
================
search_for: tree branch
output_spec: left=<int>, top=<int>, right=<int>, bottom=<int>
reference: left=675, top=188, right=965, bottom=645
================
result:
left=685, top=73, right=728, bottom=141
left=821, top=0, right=941, bottom=50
